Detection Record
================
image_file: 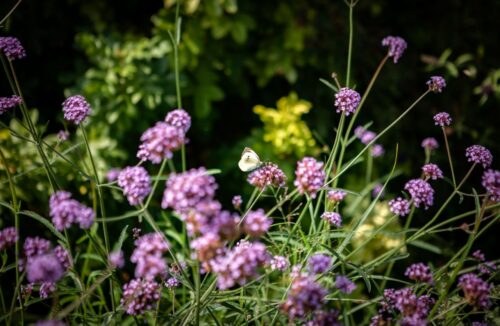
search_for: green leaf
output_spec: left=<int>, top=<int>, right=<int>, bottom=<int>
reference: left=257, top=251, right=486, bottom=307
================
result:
left=114, top=225, right=129, bottom=252
left=409, top=240, right=442, bottom=254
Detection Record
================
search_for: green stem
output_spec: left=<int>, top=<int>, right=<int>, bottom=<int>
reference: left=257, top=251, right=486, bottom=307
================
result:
left=345, top=1, right=354, bottom=87
left=442, top=127, right=457, bottom=188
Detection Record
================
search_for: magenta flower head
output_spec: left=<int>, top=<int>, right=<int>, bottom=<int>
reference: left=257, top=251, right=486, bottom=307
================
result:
left=56, top=130, right=69, bottom=141
left=0, top=95, right=23, bottom=115
left=247, top=163, right=287, bottom=190
left=360, top=130, right=376, bottom=145
left=372, top=183, right=385, bottom=198
left=54, top=245, right=72, bottom=270
left=321, top=212, right=342, bottom=227
left=26, top=253, right=64, bottom=283
left=243, top=209, right=272, bottom=237
left=39, top=282, right=57, bottom=299
left=404, top=179, right=434, bottom=209
left=137, top=121, right=185, bottom=164
left=0, top=227, right=18, bottom=251
left=166, top=277, right=180, bottom=288
left=458, top=273, right=492, bottom=309
left=109, top=250, right=125, bottom=269
left=232, top=195, right=243, bottom=209
left=49, top=191, right=95, bottom=230
left=294, top=157, right=326, bottom=198
left=24, top=237, right=51, bottom=258
left=422, top=163, right=444, bottom=180
left=405, top=263, right=433, bottom=284
left=131, top=232, right=169, bottom=280
left=106, top=168, right=121, bottom=182
left=62, top=95, right=91, bottom=124
left=465, top=145, right=493, bottom=168
left=427, top=76, right=446, bottom=93
left=117, top=166, right=152, bottom=206
left=388, top=197, right=411, bottom=217
left=433, top=112, right=452, bottom=127
left=371, top=144, right=385, bottom=157
left=281, top=275, right=327, bottom=319
left=0, top=37, right=26, bottom=60
left=421, top=137, right=439, bottom=151
left=270, top=255, right=289, bottom=271
left=381, top=36, right=407, bottom=63
left=307, top=254, right=332, bottom=274
left=334, top=87, right=361, bottom=116
left=327, top=190, right=346, bottom=202
left=165, top=108, right=191, bottom=133
left=335, top=275, right=356, bottom=294
left=121, top=278, right=161, bottom=315
left=482, top=169, right=500, bottom=202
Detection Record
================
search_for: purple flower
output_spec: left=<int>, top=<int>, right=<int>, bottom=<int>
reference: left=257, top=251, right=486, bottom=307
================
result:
left=381, top=36, right=407, bottom=63
left=120, top=278, right=161, bottom=315
left=270, top=255, right=289, bottom=271
left=465, top=145, right=493, bottom=168
left=0, top=95, right=23, bottom=114
left=458, top=273, right=492, bottom=309
left=54, top=245, right=72, bottom=270
left=166, top=277, right=180, bottom=288
left=427, top=76, right=446, bottom=93
left=321, top=212, right=342, bottom=227
left=0, top=37, right=26, bottom=60
left=62, top=95, right=91, bottom=124
left=478, top=261, right=497, bottom=276
left=404, top=179, right=434, bottom=209
left=307, top=254, right=332, bottom=274
left=327, top=190, right=346, bottom=202
left=137, top=121, right=185, bottom=163
left=243, top=209, right=272, bottom=237
left=335, top=275, right=356, bottom=294
left=56, top=130, right=69, bottom=141
left=232, top=195, right=243, bottom=209
left=19, top=283, right=33, bottom=300
left=388, top=197, right=411, bottom=217
left=334, top=87, right=361, bottom=116
left=247, top=163, right=287, bottom=190
left=281, top=275, right=327, bottom=319
left=379, top=288, right=434, bottom=325
left=371, top=144, right=385, bottom=157
left=106, top=168, right=121, bottom=182
left=482, top=169, right=500, bottom=202
left=208, top=210, right=240, bottom=241
left=472, top=250, right=485, bottom=262
left=360, top=131, right=376, bottom=145
left=109, top=250, right=125, bottom=268
left=0, top=227, right=17, bottom=251
left=49, top=191, right=95, bottom=230
left=24, top=237, right=51, bottom=258
left=35, top=320, right=66, bottom=326
left=421, top=137, right=439, bottom=150
left=131, top=232, right=169, bottom=280
left=132, top=227, right=141, bottom=239
left=372, top=183, right=385, bottom=198
left=191, top=232, right=223, bottom=262
left=26, top=254, right=64, bottom=283
left=354, top=126, right=366, bottom=138
left=405, top=263, right=433, bottom=283
left=306, top=310, right=341, bottom=326
left=422, top=163, right=444, bottom=180
left=433, top=112, right=452, bottom=127
left=39, top=282, right=56, bottom=299
left=161, top=167, right=218, bottom=212
left=165, top=108, right=191, bottom=133
left=294, top=157, right=326, bottom=198
left=117, top=166, right=152, bottom=205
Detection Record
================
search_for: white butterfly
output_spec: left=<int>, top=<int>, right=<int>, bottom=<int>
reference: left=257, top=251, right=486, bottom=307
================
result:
left=238, top=147, right=262, bottom=172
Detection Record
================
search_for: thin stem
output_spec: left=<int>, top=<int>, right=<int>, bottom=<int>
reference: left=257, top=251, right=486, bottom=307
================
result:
left=0, top=0, right=22, bottom=26
left=442, top=127, right=456, bottom=188
left=345, top=1, right=354, bottom=87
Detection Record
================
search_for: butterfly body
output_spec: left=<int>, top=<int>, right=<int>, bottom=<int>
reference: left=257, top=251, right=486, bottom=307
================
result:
left=238, top=147, right=263, bottom=172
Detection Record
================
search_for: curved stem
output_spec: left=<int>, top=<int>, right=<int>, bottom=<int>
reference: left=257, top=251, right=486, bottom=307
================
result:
left=442, top=127, right=456, bottom=188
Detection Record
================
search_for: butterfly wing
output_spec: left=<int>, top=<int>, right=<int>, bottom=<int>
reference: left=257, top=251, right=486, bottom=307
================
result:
left=238, top=147, right=261, bottom=172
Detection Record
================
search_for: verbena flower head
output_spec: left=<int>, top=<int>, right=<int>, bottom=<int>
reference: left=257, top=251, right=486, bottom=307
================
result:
left=26, top=253, right=64, bottom=283
left=39, top=282, right=56, bottom=299
left=472, top=250, right=486, bottom=262
left=54, top=245, right=71, bottom=270
left=49, top=191, right=95, bottom=230
left=405, top=263, right=433, bottom=283
left=232, top=195, right=243, bottom=209
left=191, top=232, right=223, bottom=262
left=371, top=144, right=385, bottom=157
left=388, top=197, right=411, bottom=217
left=294, top=157, right=326, bottom=198
left=404, top=179, right=434, bottom=209
left=131, top=232, right=169, bottom=280
left=247, top=163, right=287, bottom=190
left=0, top=37, right=26, bottom=60
left=56, top=130, right=69, bottom=141
left=433, top=112, right=452, bottom=127
left=360, top=130, right=376, bottom=145
left=162, top=167, right=218, bottom=212
left=354, top=126, right=366, bottom=138
left=0, top=95, right=22, bottom=114
left=24, top=237, right=51, bottom=258
left=307, top=254, right=331, bottom=274
left=166, top=277, right=180, bottom=288
left=334, top=87, right=361, bottom=116
left=0, top=227, right=17, bottom=251
left=427, top=76, right=446, bottom=93
left=307, top=310, right=341, bottom=326
left=270, top=255, right=289, bottom=271
left=109, top=250, right=125, bottom=269
left=481, top=169, right=500, bottom=202
left=281, top=275, right=327, bottom=319
left=117, top=166, right=152, bottom=205
left=137, top=121, right=185, bottom=163
left=165, top=108, right=191, bottom=133
left=121, top=278, right=161, bottom=315
left=422, top=163, right=444, bottom=180
left=381, top=36, right=407, bottom=63
left=378, top=288, right=434, bottom=325
left=243, top=209, right=272, bottom=237
left=465, top=145, right=493, bottom=168
left=372, top=183, right=385, bottom=198
left=62, top=95, right=91, bottom=124
left=335, top=275, right=356, bottom=294
left=321, top=212, right=342, bottom=227
left=458, top=273, right=492, bottom=309
left=327, top=190, right=346, bottom=202
left=209, top=210, right=240, bottom=241
left=421, top=137, right=439, bottom=150
left=106, top=168, right=121, bottom=182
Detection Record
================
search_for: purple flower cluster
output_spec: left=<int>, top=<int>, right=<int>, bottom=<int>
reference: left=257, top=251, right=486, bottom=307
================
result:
left=327, top=190, right=346, bottom=202
left=62, top=95, right=91, bottom=124
left=405, top=263, right=433, bottom=284
left=26, top=254, right=64, bottom=284
left=307, top=254, right=331, bottom=274
left=109, top=250, right=125, bottom=268
left=137, top=122, right=185, bottom=163
left=39, top=282, right=57, bottom=299
left=281, top=275, right=327, bottom=319
left=166, top=277, right=180, bottom=288
left=433, top=112, right=452, bottom=127
left=335, top=275, right=356, bottom=294
left=421, top=137, right=439, bottom=151
left=334, top=87, right=361, bottom=116
left=0, top=227, right=17, bottom=251
left=404, top=179, right=434, bottom=209
left=24, top=237, right=51, bottom=258
left=106, top=168, right=121, bottom=182
left=56, top=130, right=69, bottom=141
left=371, top=144, right=385, bottom=157
left=321, top=212, right=342, bottom=227
left=381, top=36, right=407, bottom=63
left=165, top=108, right=191, bottom=133
left=247, top=163, right=287, bottom=190
left=54, top=245, right=71, bottom=270
left=427, top=76, right=446, bottom=93
left=306, top=310, right=341, bottom=326
left=0, top=95, right=22, bottom=114
left=270, top=255, right=289, bottom=271
left=472, top=250, right=485, bottom=261
left=0, top=36, right=26, bottom=60
left=422, top=163, right=443, bottom=180
left=372, top=183, right=385, bottom=198
left=465, top=145, right=493, bottom=168
left=482, top=169, right=500, bottom=202
left=131, top=232, right=169, bottom=280
left=191, top=232, right=223, bottom=262
left=117, top=166, right=151, bottom=205
left=372, top=288, right=434, bottom=325
left=121, top=278, right=161, bottom=315
left=232, top=195, right=243, bottom=209
left=294, top=157, right=326, bottom=198
left=243, top=209, right=272, bottom=237
left=458, top=273, right=492, bottom=309
left=388, top=197, right=411, bottom=217
left=49, top=191, right=95, bottom=230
